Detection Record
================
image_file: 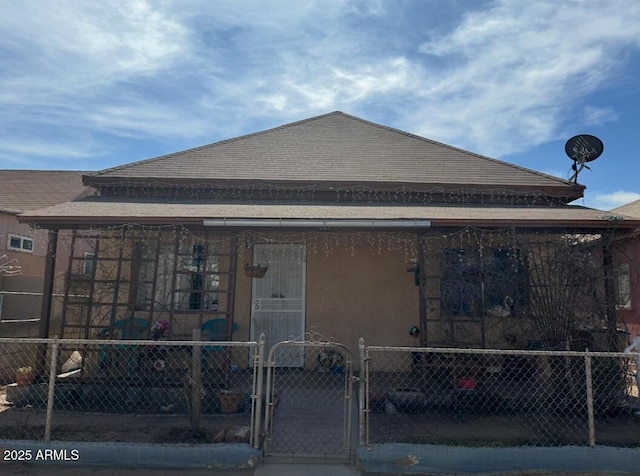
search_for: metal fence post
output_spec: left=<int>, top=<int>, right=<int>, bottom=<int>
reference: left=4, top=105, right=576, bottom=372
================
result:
left=584, top=350, right=596, bottom=446
left=190, top=329, right=202, bottom=429
left=44, top=336, right=60, bottom=442
left=252, top=333, right=266, bottom=449
left=263, top=344, right=276, bottom=454
left=358, top=337, right=367, bottom=446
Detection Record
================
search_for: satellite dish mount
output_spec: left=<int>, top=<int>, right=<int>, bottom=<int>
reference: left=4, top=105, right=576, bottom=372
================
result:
left=565, top=134, right=604, bottom=183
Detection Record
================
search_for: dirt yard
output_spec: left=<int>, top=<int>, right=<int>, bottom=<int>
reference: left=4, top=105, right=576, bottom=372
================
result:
left=369, top=410, right=640, bottom=447
left=0, top=385, right=253, bottom=444
left=2, top=383, right=640, bottom=447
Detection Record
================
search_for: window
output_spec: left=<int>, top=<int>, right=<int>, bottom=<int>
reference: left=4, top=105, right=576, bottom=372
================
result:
left=135, top=242, right=174, bottom=311
left=440, top=248, right=528, bottom=318
left=177, top=243, right=220, bottom=311
left=134, top=240, right=220, bottom=312
left=615, top=263, right=632, bottom=310
left=8, top=234, right=34, bottom=253
left=83, top=252, right=95, bottom=276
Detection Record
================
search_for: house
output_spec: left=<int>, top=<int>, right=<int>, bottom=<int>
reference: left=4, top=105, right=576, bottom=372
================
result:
left=0, top=170, right=91, bottom=337
left=608, top=199, right=640, bottom=338
left=17, top=112, right=640, bottom=361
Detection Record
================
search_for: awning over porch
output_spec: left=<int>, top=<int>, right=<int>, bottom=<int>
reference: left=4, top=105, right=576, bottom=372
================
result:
left=18, top=196, right=640, bottom=230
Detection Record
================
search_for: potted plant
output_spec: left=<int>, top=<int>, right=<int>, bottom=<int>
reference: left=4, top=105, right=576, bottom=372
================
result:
left=316, top=348, right=345, bottom=373
left=16, top=366, right=35, bottom=386
left=218, top=389, right=242, bottom=414
left=151, top=319, right=170, bottom=340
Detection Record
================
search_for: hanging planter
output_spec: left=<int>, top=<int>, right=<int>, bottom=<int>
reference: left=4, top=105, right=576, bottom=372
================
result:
left=244, top=263, right=269, bottom=278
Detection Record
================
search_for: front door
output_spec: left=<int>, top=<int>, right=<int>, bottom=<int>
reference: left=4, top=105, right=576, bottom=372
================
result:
left=250, top=244, right=306, bottom=367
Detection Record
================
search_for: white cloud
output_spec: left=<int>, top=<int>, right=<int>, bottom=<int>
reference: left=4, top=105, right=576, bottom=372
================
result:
left=0, top=140, right=95, bottom=159
left=407, top=0, right=640, bottom=156
left=0, top=1, right=188, bottom=95
left=583, top=190, right=640, bottom=210
left=1, top=0, right=640, bottom=171
left=86, top=101, right=212, bottom=139
left=582, top=106, right=618, bottom=125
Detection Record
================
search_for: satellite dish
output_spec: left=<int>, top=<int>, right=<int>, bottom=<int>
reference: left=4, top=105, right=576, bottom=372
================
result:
left=565, top=134, right=604, bottom=183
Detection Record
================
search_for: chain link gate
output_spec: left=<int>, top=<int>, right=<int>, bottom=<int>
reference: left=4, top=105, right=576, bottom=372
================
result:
left=262, top=332, right=355, bottom=459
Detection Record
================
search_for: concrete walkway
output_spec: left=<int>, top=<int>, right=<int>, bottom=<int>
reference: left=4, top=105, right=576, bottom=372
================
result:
left=255, top=462, right=360, bottom=476
left=268, top=387, right=347, bottom=457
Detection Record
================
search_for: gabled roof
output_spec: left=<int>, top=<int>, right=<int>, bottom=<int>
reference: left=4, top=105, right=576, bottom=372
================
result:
left=612, top=199, right=640, bottom=218
left=0, top=170, right=92, bottom=214
left=87, top=111, right=583, bottom=200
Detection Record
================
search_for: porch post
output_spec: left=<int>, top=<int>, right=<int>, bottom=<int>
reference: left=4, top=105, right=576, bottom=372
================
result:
left=39, top=229, right=58, bottom=339
left=602, top=240, right=618, bottom=351
left=417, top=231, right=428, bottom=346
left=36, top=229, right=58, bottom=380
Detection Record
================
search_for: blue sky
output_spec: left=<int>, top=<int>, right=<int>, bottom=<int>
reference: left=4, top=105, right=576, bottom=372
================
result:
left=1, top=0, right=640, bottom=210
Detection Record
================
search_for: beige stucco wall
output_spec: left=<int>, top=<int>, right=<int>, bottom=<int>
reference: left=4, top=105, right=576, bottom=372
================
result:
left=232, top=233, right=420, bottom=362
left=306, top=246, right=419, bottom=354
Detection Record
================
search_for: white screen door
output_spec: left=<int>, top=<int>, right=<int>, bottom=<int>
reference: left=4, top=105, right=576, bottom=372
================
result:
left=250, top=244, right=306, bottom=367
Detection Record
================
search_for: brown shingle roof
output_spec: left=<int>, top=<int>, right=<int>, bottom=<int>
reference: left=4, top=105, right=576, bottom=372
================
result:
left=19, top=196, right=639, bottom=229
left=612, top=199, right=640, bottom=218
left=0, top=170, right=92, bottom=213
left=88, top=112, right=582, bottom=199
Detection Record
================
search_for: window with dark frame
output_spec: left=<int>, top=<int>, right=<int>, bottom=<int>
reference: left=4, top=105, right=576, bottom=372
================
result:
left=83, top=252, right=95, bottom=276
left=8, top=234, right=34, bottom=252
left=134, top=240, right=221, bottom=312
left=440, top=248, right=528, bottom=318
left=615, top=263, right=632, bottom=310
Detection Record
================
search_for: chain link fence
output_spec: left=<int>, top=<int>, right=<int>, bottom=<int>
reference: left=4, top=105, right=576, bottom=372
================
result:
left=361, top=345, right=640, bottom=448
left=4, top=336, right=640, bottom=451
left=0, top=337, right=263, bottom=446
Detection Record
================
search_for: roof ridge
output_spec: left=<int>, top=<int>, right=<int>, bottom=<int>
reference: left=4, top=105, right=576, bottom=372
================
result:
left=93, top=112, right=346, bottom=176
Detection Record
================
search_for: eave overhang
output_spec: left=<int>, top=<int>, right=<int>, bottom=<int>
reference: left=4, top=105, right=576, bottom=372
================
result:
left=18, top=198, right=638, bottom=232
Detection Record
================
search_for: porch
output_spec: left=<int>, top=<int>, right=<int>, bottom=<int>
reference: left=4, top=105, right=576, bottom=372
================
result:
left=39, top=224, right=631, bottom=363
